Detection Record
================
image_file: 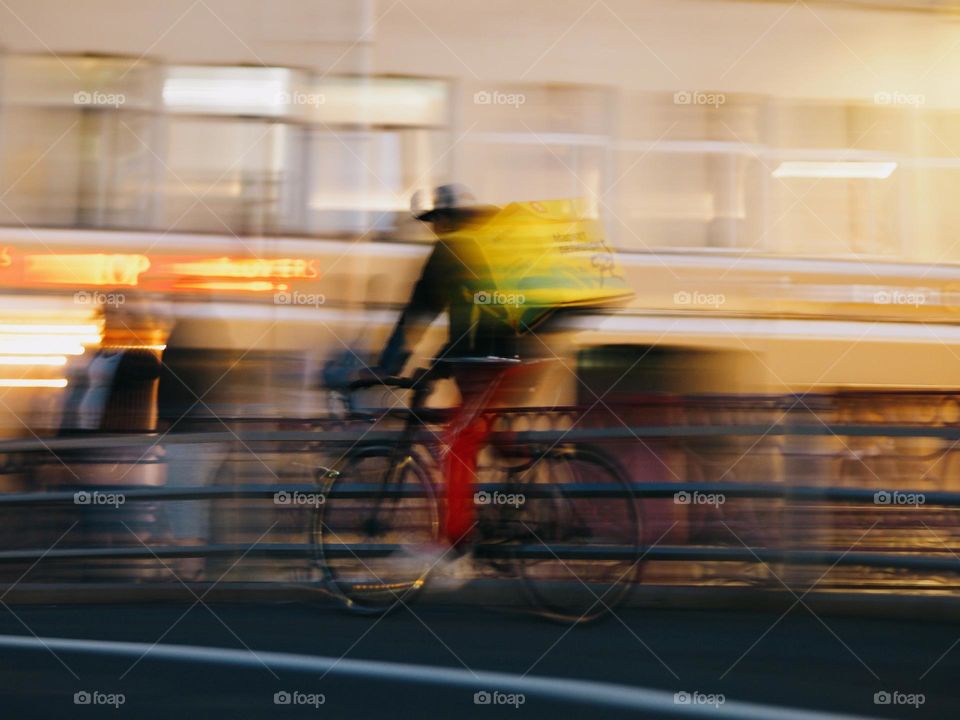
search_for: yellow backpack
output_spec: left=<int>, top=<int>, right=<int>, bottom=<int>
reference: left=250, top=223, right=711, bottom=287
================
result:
left=446, top=198, right=634, bottom=332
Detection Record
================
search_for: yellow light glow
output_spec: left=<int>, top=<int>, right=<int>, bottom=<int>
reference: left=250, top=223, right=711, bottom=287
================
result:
left=772, top=161, right=897, bottom=179
left=0, top=356, right=67, bottom=366
left=0, top=379, right=68, bottom=388
left=101, top=345, right=167, bottom=352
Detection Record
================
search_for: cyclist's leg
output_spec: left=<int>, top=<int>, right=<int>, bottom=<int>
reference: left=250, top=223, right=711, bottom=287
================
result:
left=442, top=415, right=485, bottom=548
left=442, top=367, right=504, bottom=547
left=442, top=360, right=555, bottom=547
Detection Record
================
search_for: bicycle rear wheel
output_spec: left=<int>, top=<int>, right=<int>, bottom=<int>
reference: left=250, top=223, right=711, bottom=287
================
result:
left=513, top=445, right=641, bottom=623
left=313, top=445, right=439, bottom=614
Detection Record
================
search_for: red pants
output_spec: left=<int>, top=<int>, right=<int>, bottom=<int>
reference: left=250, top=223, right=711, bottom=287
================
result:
left=441, top=362, right=543, bottom=546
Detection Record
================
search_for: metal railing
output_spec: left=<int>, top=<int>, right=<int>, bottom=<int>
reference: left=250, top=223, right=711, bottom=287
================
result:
left=0, top=414, right=958, bottom=591
left=0, top=478, right=951, bottom=573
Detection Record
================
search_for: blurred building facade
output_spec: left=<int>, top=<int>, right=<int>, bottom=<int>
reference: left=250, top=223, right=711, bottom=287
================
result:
left=0, top=0, right=958, bottom=428
left=2, top=0, right=960, bottom=257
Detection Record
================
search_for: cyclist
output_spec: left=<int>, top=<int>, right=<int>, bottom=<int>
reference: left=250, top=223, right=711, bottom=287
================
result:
left=376, top=183, right=512, bottom=375
left=354, top=184, right=629, bottom=550
left=357, top=184, right=527, bottom=549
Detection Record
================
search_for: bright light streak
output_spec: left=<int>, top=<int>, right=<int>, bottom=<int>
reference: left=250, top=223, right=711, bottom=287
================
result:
left=0, top=379, right=68, bottom=388
left=0, top=324, right=101, bottom=335
left=772, top=161, right=897, bottom=179
left=162, top=69, right=288, bottom=113
left=0, top=356, right=67, bottom=366
left=0, top=340, right=85, bottom=355
left=0, top=334, right=101, bottom=346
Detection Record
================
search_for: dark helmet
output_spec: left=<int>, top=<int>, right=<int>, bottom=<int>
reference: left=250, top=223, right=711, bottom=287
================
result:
left=410, top=183, right=476, bottom=221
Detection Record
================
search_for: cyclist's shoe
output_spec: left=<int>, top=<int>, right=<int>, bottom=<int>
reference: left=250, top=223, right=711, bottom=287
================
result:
left=387, top=542, right=478, bottom=588
left=432, top=551, right=479, bottom=585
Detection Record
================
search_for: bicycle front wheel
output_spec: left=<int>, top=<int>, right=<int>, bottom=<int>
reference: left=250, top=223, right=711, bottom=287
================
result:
left=313, top=445, right=439, bottom=614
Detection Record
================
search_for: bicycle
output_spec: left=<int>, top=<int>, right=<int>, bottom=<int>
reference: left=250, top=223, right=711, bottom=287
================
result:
left=313, top=357, right=643, bottom=623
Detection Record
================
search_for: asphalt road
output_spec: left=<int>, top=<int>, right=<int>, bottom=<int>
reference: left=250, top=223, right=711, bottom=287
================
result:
left=0, top=600, right=955, bottom=719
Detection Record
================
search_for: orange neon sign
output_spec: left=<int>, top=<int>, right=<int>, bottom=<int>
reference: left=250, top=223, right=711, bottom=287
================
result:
left=168, top=257, right=318, bottom=280
left=8, top=250, right=319, bottom=295
left=174, top=281, right=289, bottom=292
left=25, top=254, right=150, bottom=286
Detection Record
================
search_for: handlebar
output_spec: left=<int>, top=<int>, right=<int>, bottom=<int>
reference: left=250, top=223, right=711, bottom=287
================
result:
left=346, top=366, right=433, bottom=392
left=347, top=376, right=418, bottom=391
left=338, top=357, right=527, bottom=393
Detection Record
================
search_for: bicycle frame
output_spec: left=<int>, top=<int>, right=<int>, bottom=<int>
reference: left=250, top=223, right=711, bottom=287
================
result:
left=349, top=359, right=548, bottom=547
left=326, top=359, right=642, bottom=621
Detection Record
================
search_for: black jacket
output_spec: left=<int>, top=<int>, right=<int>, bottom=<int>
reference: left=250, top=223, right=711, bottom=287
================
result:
left=378, top=217, right=520, bottom=375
